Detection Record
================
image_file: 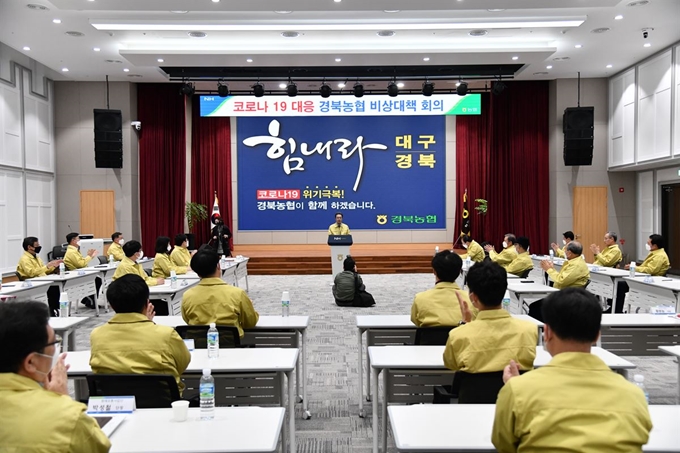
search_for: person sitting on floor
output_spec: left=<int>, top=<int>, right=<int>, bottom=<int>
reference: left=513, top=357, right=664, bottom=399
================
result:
left=332, top=256, right=375, bottom=307
left=505, top=236, right=534, bottom=277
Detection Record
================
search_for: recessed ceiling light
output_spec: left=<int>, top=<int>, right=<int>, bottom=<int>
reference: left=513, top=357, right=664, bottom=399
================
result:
left=574, top=44, right=582, bottom=48
left=335, top=58, right=342, bottom=62
left=93, top=47, right=101, bottom=51
left=487, top=9, right=506, bottom=12
left=423, top=57, right=430, bottom=61
left=23, top=46, right=30, bottom=51
left=157, top=58, right=164, bottom=62
left=274, top=11, right=293, bottom=14
left=606, top=64, right=613, bottom=68
left=377, top=30, right=395, bottom=37
left=512, top=56, right=519, bottom=60
left=61, top=67, right=69, bottom=72
left=383, top=10, right=400, bottom=13
left=123, top=68, right=130, bottom=72
left=614, top=14, right=624, bottom=20
left=644, top=43, right=651, bottom=47
left=334, top=0, right=342, bottom=2
left=279, top=83, right=287, bottom=89
left=211, top=0, right=220, bottom=2
left=52, top=18, right=61, bottom=24
left=338, top=83, right=346, bottom=88
left=281, top=31, right=300, bottom=38
left=170, top=10, right=189, bottom=14
left=397, top=82, right=405, bottom=88
left=546, top=65, right=553, bottom=69
left=246, top=58, right=253, bottom=63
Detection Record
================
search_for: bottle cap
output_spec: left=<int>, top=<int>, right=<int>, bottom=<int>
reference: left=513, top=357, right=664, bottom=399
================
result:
left=634, top=374, right=644, bottom=383
left=210, top=322, right=216, bottom=328
left=59, top=291, right=69, bottom=301
left=203, top=368, right=211, bottom=376
left=170, top=270, right=176, bottom=277
left=282, top=291, right=289, bottom=300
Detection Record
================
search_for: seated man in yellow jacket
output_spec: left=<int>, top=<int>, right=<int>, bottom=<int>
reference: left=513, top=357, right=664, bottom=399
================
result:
left=170, top=234, right=193, bottom=268
left=611, top=234, right=671, bottom=313
left=550, top=230, right=574, bottom=259
left=492, top=289, right=651, bottom=453
left=113, top=240, right=163, bottom=286
left=590, top=231, right=623, bottom=268
left=107, top=231, right=125, bottom=262
left=0, top=301, right=111, bottom=452
left=460, top=235, right=485, bottom=263
left=182, top=249, right=259, bottom=338
left=152, top=236, right=189, bottom=278
left=443, top=260, right=537, bottom=375
left=63, top=232, right=98, bottom=271
left=90, top=274, right=190, bottom=394
left=411, top=250, right=477, bottom=327
left=506, top=236, right=534, bottom=278
left=484, top=234, right=518, bottom=269
left=16, top=236, right=63, bottom=316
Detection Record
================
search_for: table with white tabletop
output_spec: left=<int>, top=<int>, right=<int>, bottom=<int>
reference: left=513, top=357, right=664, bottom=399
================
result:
left=176, top=265, right=238, bottom=287
left=67, top=347, right=298, bottom=453
left=0, top=280, right=52, bottom=304
left=31, top=269, right=102, bottom=315
left=506, top=281, right=558, bottom=314
left=355, top=313, right=543, bottom=417
left=624, top=277, right=680, bottom=313
left=387, top=404, right=680, bottom=453
left=369, top=345, right=635, bottom=453
left=138, top=257, right=154, bottom=271
left=456, top=264, right=519, bottom=289
left=154, top=315, right=312, bottom=419
left=228, top=256, right=250, bottom=292
left=108, top=407, right=285, bottom=453
left=49, top=316, right=88, bottom=351
left=91, top=263, right=120, bottom=311
left=587, top=267, right=643, bottom=306
left=600, top=314, right=680, bottom=356
left=148, top=279, right=200, bottom=316
left=659, top=345, right=680, bottom=403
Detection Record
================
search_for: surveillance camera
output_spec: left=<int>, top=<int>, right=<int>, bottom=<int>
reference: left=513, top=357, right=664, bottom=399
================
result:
left=131, top=121, right=141, bottom=131
left=643, top=31, right=648, bottom=39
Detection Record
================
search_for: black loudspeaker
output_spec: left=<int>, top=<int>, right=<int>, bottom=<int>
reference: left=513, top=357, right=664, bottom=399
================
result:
left=94, top=109, right=123, bottom=168
left=563, top=106, right=594, bottom=166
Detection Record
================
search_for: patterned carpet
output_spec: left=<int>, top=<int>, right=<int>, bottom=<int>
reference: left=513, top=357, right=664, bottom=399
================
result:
left=70, top=273, right=678, bottom=452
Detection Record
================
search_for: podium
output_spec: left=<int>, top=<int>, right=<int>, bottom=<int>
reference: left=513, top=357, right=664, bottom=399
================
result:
left=328, top=235, right=353, bottom=277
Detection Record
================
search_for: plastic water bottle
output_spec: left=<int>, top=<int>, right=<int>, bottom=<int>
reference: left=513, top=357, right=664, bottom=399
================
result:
left=549, top=250, right=554, bottom=263
left=200, top=368, right=215, bottom=420
left=220, top=255, right=227, bottom=270
left=465, top=256, right=471, bottom=269
left=502, top=296, right=511, bottom=311
left=59, top=292, right=69, bottom=318
left=108, top=254, right=114, bottom=264
left=59, top=262, right=65, bottom=277
left=434, top=246, right=439, bottom=256
left=281, top=290, right=290, bottom=317
left=629, top=261, right=636, bottom=278
left=633, top=374, right=649, bottom=404
left=207, top=323, right=219, bottom=358
left=170, top=270, right=177, bottom=289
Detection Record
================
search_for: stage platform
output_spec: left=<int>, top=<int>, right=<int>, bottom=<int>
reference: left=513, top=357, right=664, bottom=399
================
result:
left=233, top=243, right=459, bottom=275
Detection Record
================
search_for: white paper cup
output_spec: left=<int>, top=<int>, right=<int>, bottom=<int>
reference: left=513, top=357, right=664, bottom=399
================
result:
left=171, top=400, right=189, bottom=422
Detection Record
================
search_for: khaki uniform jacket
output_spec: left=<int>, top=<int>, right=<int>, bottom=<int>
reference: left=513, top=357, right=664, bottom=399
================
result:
left=489, top=246, right=518, bottom=269
left=113, top=256, right=158, bottom=286
left=107, top=242, right=125, bottom=261
left=0, top=373, right=111, bottom=453
left=506, top=252, right=534, bottom=277
left=443, top=309, right=537, bottom=373
left=63, top=245, right=92, bottom=271
left=328, top=223, right=351, bottom=235
left=554, top=244, right=567, bottom=258
left=492, top=352, right=652, bottom=453
left=593, top=244, right=622, bottom=268
left=411, top=281, right=478, bottom=327
left=90, top=312, right=191, bottom=392
left=637, top=248, right=670, bottom=276
left=170, top=246, right=192, bottom=268
left=546, top=256, right=590, bottom=289
left=460, top=240, right=485, bottom=263
left=16, top=251, right=56, bottom=280
left=152, top=253, right=187, bottom=278
left=181, top=278, right=259, bottom=338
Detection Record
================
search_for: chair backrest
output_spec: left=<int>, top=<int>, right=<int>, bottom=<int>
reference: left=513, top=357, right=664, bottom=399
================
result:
left=519, top=268, right=531, bottom=279
left=451, top=371, right=506, bottom=404
left=175, top=324, right=241, bottom=348
left=15, top=271, right=23, bottom=281
left=583, top=279, right=591, bottom=289
left=97, top=255, right=108, bottom=265
left=51, top=245, right=66, bottom=260
left=86, top=374, right=181, bottom=408
left=144, top=268, right=152, bottom=277
left=414, top=326, right=456, bottom=345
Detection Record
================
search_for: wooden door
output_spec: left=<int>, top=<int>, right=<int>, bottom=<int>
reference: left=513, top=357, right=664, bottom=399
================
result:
left=80, top=190, right=115, bottom=238
left=573, top=187, right=608, bottom=263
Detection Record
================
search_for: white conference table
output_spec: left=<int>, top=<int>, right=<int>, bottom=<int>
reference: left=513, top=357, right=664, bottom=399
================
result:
left=148, top=279, right=200, bottom=316
left=600, top=314, right=680, bottom=356
left=388, top=404, right=680, bottom=453
left=31, top=269, right=102, bottom=315
left=659, top=345, right=680, bottom=404
left=0, top=280, right=52, bottom=304
left=229, top=256, right=251, bottom=292
left=154, top=315, right=312, bottom=419
left=455, top=264, right=519, bottom=289
left=506, top=281, right=558, bottom=314
left=49, top=316, right=88, bottom=351
left=108, top=407, right=285, bottom=453
left=66, top=348, right=298, bottom=453
left=624, top=277, right=680, bottom=313
left=176, top=266, right=237, bottom=287
left=369, top=345, right=635, bottom=453
left=355, top=313, right=543, bottom=417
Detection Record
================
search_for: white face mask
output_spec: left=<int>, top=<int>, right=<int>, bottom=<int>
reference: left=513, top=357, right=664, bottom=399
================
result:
left=562, top=239, right=567, bottom=245
left=462, top=243, right=468, bottom=249
left=119, top=238, right=125, bottom=245
left=35, top=348, right=60, bottom=376
left=76, top=240, right=81, bottom=247
left=502, top=241, right=508, bottom=249
left=138, top=250, right=144, bottom=261
left=167, top=245, right=172, bottom=252
left=645, top=243, right=651, bottom=251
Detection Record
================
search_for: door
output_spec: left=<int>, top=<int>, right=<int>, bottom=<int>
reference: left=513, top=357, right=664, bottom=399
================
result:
left=661, top=184, right=680, bottom=275
left=573, top=187, right=608, bottom=263
left=80, top=190, right=115, bottom=238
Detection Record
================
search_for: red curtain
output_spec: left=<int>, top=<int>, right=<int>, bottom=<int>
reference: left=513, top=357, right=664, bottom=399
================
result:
left=138, top=84, right=187, bottom=249
left=455, top=81, right=550, bottom=254
left=190, top=98, right=232, bottom=247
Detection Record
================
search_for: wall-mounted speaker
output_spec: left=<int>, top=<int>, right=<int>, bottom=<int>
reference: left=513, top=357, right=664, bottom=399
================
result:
left=563, top=106, right=594, bottom=166
left=94, top=109, right=123, bottom=168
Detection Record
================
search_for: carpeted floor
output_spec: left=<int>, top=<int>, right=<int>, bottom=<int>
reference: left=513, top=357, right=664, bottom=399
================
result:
left=70, top=273, right=678, bottom=452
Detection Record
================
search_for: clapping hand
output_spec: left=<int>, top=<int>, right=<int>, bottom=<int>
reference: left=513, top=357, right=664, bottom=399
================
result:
left=590, top=244, right=600, bottom=254
left=455, top=291, right=473, bottom=323
left=45, top=353, right=70, bottom=396
left=145, top=302, right=156, bottom=320
left=540, top=260, right=554, bottom=271
left=502, top=360, right=520, bottom=383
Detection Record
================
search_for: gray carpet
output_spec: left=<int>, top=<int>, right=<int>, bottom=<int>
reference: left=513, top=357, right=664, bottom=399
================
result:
left=69, top=273, right=678, bottom=452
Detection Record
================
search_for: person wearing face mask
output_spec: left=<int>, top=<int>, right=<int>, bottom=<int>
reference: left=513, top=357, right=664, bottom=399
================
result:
left=113, top=240, right=163, bottom=287
left=0, top=301, right=111, bottom=452
left=170, top=234, right=194, bottom=268
left=152, top=236, right=189, bottom=278
left=108, top=231, right=125, bottom=262
left=590, top=231, right=623, bottom=268
left=210, top=216, right=233, bottom=257
left=492, top=289, right=652, bottom=453
left=459, top=234, right=485, bottom=263
left=63, top=232, right=98, bottom=271
left=505, top=236, right=534, bottom=278
left=484, top=234, right=518, bottom=269
left=550, top=231, right=574, bottom=259
left=16, top=236, right=63, bottom=316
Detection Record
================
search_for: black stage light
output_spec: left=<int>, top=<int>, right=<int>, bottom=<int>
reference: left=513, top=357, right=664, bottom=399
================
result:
left=320, top=84, right=332, bottom=98
left=353, top=83, right=364, bottom=98
left=422, top=81, right=435, bottom=96
left=179, top=82, right=195, bottom=96
left=252, top=82, right=265, bottom=97
left=456, top=81, right=468, bottom=96
left=492, top=80, right=507, bottom=95
left=286, top=81, right=298, bottom=97
left=387, top=81, right=399, bottom=97
left=217, top=82, right=229, bottom=97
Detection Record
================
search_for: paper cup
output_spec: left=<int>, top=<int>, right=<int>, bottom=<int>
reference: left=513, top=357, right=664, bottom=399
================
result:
left=171, top=400, right=189, bottom=422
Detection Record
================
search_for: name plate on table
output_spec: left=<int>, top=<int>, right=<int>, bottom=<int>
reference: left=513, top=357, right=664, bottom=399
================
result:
left=328, top=235, right=353, bottom=246
left=183, top=339, right=195, bottom=351
left=87, top=396, right=136, bottom=414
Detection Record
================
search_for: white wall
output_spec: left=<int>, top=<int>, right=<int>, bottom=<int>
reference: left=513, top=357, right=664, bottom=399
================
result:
left=0, top=42, right=56, bottom=275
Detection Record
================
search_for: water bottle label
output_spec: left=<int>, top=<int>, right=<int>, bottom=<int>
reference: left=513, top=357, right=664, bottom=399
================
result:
left=199, top=383, right=214, bottom=398
left=207, top=332, right=218, bottom=346
left=282, top=300, right=290, bottom=307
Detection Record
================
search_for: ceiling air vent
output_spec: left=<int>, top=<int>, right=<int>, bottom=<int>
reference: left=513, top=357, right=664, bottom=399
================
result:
left=469, top=29, right=488, bottom=36
left=187, top=31, right=207, bottom=38
left=377, top=30, right=396, bottom=37
left=65, top=31, right=85, bottom=37
left=26, top=4, right=49, bottom=11
left=281, top=31, right=300, bottom=38
left=627, top=1, right=650, bottom=6
left=591, top=27, right=611, bottom=34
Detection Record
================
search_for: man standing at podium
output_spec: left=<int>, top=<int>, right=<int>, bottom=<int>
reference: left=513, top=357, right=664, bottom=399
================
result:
left=328, top=212, right=350, bottom=235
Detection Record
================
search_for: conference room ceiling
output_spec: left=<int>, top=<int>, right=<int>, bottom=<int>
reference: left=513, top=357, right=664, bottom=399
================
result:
left=0, top=0, right=679, bottom=92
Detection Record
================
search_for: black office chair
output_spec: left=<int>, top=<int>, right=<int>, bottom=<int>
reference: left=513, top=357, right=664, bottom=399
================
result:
left=86, top=374, right=185, bottom=408
left=48, top=245, right=67, bottom=261
left=175, top=325, right=243, bottom=348
left=519, top=269, right=532, bottom=279
left=97, top=255, right=108, bottom=265
left=15, top=271, right=23, bottom=281
left=583, top=279, right=591, bottom=289
left=414, top=326, right=456, bottom=345
left=144, top=268, right=153, bottom=277
left=434, top=370, right=521, bottom=404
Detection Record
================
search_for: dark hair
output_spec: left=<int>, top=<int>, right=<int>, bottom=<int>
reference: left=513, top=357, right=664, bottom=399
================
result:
left=563, top=231, right=575, bottom=241
left=191, top=249, right=220, bottom=278
left=516, top=236, right=530, bottom=251
left=606, top=231, right=618, bottom=242
left=22, top=236, right=39, bottom=251
left=466, top=261, right=507, bottom=307
left=122, top=240, right=142, bottom=258
left=335, top=212, right=343, bottom=219
left=461, top=235, right=471, bottom=243
left=504, top=234, right=516, bottom=245
left=541, top=288, right=601, bottom=343
left=0, top=301, right=50, bottom=373
left=650, top=234, right=665, bottom=249
left=107, top=274, right=150, bottom=313
left=66, top=232, right=79, bottom=244
left=343, top=256, right=356, bottom=271
left=174, top=234, right=187, bottom=246
left=431, top=250, right=463, bottom=282
left=111, top=232, right=122, bottom=241
left=566, top=241, right=583, bottom=256
left=155, top=236, right=171, bottom=255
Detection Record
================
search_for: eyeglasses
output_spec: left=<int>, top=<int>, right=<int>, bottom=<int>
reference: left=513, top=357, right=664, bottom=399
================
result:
left=44, top=334, right=62, bottom=348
